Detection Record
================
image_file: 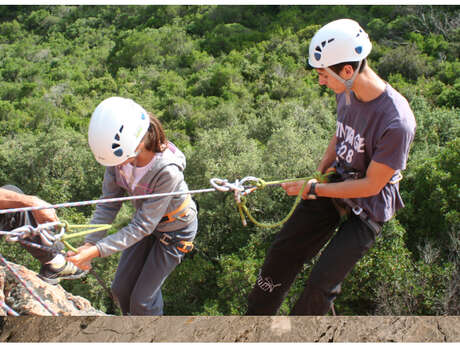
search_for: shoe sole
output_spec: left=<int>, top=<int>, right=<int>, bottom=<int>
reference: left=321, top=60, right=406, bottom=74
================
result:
left=38, top=270, right=89, bottom=286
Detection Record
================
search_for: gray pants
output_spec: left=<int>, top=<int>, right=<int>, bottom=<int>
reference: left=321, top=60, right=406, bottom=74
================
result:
left=0, top=185, right=58, bottom=264
left=111, top=218, right=198, bottom=315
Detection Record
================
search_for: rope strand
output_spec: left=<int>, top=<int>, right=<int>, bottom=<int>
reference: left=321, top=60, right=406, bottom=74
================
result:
left=0, top=188, right=216, bottom=215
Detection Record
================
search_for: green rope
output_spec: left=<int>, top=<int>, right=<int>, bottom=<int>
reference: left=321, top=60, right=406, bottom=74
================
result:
left=59, top=222, right=111, bottom=252
left=237, top=171, right=331, bottom=229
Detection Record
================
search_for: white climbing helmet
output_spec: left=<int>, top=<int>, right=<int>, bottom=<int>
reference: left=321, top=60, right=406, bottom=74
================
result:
left=308, top=19, right=372, bottom=105
left=308, top=18, right=372, bottom=68
left=88, top=97, right=150, bottom=166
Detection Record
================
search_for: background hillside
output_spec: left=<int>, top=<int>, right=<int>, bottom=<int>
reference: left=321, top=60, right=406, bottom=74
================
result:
left=0, top=5, right=458, bottom=315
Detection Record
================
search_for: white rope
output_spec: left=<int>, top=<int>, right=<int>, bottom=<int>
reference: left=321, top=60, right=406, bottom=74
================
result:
left=0, top=187, right=217, bottom=215
left=0, top=175, right=260, bottom=215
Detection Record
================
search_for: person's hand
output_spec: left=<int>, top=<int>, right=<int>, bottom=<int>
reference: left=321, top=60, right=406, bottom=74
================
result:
left=67, top=243, right=100, bottom=271
left=30, top=197, right=59, bottom=224
left=281, top=179, right=318, bottom=200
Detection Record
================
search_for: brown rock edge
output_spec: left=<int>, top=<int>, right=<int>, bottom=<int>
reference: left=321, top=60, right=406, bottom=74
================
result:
left=1, top=316, right=460, bottom=342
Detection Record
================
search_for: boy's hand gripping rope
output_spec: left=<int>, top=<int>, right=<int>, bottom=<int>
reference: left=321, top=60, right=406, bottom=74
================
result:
left=211, top=171, right=331, bottom=229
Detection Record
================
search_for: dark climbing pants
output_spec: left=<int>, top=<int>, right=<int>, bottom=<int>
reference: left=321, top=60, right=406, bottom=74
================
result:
left=0, top=185, right=58, bottom=264
left=246, top=197, right=378, bottom=315
left=111, top=218, right=198, bottom=315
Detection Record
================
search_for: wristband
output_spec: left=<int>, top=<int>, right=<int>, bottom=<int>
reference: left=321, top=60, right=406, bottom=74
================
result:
left=308, top=182, right=318, bottom=197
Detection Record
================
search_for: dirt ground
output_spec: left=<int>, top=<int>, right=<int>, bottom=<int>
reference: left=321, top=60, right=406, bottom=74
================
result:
left=1, top=315, right=460, bottom=342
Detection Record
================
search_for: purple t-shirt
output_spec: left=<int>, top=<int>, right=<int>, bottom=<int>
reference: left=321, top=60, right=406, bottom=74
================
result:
left=334, top=84, right=416, bottom=222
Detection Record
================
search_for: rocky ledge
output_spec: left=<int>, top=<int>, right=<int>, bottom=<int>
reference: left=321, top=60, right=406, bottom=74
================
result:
left=0, top=260, right=105, bottom=316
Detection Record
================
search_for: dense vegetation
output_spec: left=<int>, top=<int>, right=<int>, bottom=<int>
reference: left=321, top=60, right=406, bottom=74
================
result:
left=0, top=5, right=458, bottom=315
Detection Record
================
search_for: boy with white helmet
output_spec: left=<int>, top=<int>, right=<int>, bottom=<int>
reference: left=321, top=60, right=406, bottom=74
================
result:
left=67, top=97, right=198, bottom=315
left=246, top=19, right=416, bottom=315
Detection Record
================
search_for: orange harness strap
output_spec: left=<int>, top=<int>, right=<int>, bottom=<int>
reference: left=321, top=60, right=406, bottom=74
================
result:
left=160, top=194, right=192, bottom=224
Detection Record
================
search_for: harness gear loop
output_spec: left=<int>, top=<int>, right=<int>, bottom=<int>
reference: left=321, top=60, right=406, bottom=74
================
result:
left=152, top=231, right=194, bottom=253
left=176, top=241, right=194, bottom=253
left=325, top=167, right=384, bottom=236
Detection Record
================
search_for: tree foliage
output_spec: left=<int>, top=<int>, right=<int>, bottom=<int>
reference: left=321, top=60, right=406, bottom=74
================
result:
left=0, top=5, right=458, bottom=315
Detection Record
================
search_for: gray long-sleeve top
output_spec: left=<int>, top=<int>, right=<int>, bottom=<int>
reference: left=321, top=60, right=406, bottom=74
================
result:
left=85, top=142, right=197, bottom=258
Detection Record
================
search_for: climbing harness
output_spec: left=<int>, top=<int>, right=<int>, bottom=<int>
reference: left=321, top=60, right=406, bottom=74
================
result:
left=152, top=231, right=194, bottom=253
left=326, top=164, right=402, bottom=236
left=338, top=198, right=383, bottom=237
left=160, top=194, right=192, bottom=224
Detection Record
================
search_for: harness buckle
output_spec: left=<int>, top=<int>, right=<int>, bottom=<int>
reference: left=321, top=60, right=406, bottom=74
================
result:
left=159, top=233, right=172, bottom=246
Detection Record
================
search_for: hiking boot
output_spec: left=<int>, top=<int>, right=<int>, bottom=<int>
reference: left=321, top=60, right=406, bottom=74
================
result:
left=38, top=261, right=88, bottom=285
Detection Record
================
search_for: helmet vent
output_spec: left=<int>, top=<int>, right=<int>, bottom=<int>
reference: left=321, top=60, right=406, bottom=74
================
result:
left=355, top=46, right=363, bottom=54
left=112, top=126, right=125, bottom=158
left=315, top=46, right=322, bottom=52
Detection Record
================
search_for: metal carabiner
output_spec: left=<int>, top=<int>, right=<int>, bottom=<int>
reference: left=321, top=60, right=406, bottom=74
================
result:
left=4, top=225, right=33, bottom=242
left=352, top=206, right=363, bottom=216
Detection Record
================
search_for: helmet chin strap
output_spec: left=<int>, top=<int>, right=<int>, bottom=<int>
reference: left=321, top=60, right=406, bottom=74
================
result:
left=325, top=60, right=362, bottom=105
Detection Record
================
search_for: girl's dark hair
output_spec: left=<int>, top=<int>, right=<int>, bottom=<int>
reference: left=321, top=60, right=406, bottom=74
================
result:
left=143, top=112, right=167, bottom=152
left=329, top=58, right=366, bottom=74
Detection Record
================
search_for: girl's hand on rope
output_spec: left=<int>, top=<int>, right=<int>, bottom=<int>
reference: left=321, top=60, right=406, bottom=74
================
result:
left=66, top=243, right=100, bottom=271
left=281, top=179, right=319, bottom=200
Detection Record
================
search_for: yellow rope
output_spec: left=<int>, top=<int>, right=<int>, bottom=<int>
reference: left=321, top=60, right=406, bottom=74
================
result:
left=59, top=222, right=111, bottom=252
left=236, top=171, right=331, bottom=229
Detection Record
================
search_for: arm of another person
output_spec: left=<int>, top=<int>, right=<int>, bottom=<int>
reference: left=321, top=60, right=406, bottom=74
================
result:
left=0, top=188, right=58, bottom=224
left=314, top=160, right=395, bottom=199
left=282, top=159, right=395, bottom=200
left=281, top=129, right=396, bottom=199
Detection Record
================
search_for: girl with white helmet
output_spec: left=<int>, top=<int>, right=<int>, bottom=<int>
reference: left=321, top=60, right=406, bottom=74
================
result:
left=68, top=96, right=198, bottom=315
left=247, top=19, right=416, bottom=315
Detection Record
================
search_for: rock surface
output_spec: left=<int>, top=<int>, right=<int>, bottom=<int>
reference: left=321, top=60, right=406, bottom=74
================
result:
left=1, top=315, right=460, bottom=342
left=0, top=260, right=105, bottom=316
left=1, top=260, right=459, bottom=342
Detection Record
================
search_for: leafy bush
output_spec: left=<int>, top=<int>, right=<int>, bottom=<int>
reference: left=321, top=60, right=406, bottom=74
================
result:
left=377, top=43, right=433, bottom=81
